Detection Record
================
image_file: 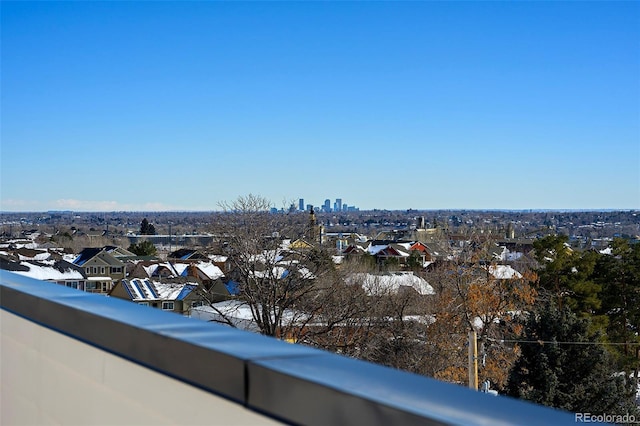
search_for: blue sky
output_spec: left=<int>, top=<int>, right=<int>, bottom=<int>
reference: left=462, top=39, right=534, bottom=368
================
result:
left=2, top=1, right=639, bottom=212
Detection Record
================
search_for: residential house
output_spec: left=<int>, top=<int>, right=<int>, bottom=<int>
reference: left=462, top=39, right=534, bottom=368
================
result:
left=109, top=278, right=199, bottom=315
left=128, top=260, right=229, bottom=301
left=342, top=240, right=451, bottom=269
left=72, top=247, right=127, bottom=294
left=1, top=256, right=89, bottom=292
left=208, top=254, right=231, bottom=273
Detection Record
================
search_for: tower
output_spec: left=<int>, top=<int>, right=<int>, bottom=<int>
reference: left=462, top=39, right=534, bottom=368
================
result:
left=308, top=206, right=319, bottom=243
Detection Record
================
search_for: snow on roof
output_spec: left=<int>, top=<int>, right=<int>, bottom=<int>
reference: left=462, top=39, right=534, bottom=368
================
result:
left=12, top=262, right=84, bottom=281
left=347, top=272, right=435, bottom=296
left=142, top=262, right=178, bottom=278
left=153, top=282, right=190, bottom=300
left=195, top=262, right=224, bottom=280
left=367, top=244, right=388, bottom=255
left=250, top=265, right=315, bottom=280
left=18, top=252, right=51, bottom=262
left=394, top=248, right=410, bottom=257
left=173, top=263, right=189, bottom=276
left=403, top=314, right=436, bottom=325
left=124, top=278, right=197, bottom=301
left=208, top=254, right=228, bottom=262
left=142, top=264, right=159, bottom=277
left=487, top=265, right=523, bottom=280
left=191, top=301, right=260, bottom=332
left=251, top=266, right=289, bottom=279
left=190, top=300, right=306, bottom=331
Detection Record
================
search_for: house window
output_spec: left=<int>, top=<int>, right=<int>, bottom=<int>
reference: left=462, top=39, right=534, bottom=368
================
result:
left=191, top=301, right=204, bottom=308
left=138, top=302, right=149, bottom=307
left=162, top=301, right=174, bottom=310
left=66, top=282, right=78, bottom=289
left=102, top=282, right=110, bottom=292
left=101, top=267, right=105, bottom=274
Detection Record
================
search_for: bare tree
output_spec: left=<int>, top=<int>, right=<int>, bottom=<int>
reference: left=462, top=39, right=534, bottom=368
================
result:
left=202, top=194, right=349, bottom=338
left=422, top=234, right=537, bottom=390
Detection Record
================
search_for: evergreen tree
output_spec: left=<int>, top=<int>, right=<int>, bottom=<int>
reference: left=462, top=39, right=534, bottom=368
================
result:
left=594, top=239, right=640, bottom=374
left=533, top=235, right=603, bottom=325
left=140, top=218, right=156, bottom=235
left=507, top=300, right=639, bottom=416
left=128, top=240, right=157, bottom=256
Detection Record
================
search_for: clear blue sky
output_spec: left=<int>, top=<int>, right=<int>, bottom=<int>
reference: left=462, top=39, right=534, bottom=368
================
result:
left=2, top=1, right=639, bottom=212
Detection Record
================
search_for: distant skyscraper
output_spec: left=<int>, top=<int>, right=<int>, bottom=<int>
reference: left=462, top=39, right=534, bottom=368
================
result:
left=336, top=198, right=342, bottom=212
left=299, top=198, right=304, bottom=211
left=323, top=199, right=331, bottom=212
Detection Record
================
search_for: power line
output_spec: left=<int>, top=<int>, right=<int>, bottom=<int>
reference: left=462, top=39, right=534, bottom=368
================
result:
left=486, top=337, right=640, bottom=346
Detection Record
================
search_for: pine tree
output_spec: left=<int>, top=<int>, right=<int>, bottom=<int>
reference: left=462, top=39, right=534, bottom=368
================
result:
left=506, top=300, right=639, bottom=416
left=533, top=235, right=603, bottom=326
left=140, top=218, right=156, bottom=235
left=128, top=240, right=157, bottom=256
left=594, top=239, right=640, bottom=376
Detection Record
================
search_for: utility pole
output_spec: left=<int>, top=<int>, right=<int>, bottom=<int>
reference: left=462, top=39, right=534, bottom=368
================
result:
left=468, top=330, right=478, bottom=390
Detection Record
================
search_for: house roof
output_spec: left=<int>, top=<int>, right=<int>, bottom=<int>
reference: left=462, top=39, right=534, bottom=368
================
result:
left=208, top=254, right=228, bottom=263
left=73, top=247, right=103, bottom=266
left=15, top=248, right=51, bottom=261
left=193, top=262, right=224, bottom=280
left=168, top=248, right=207, bottom=261
left=121, top=278, right=197, bottom=302
left=486, top=265, right=523, bottom=280
left=288, top=239, right=314, bottom=250
left=9, top=260, right=86, bottom=281
left=347, top=272, right=435, bottom=296
left=141, top=262, right=179, bottom=278
left=0, top=255, right=31, bottom=272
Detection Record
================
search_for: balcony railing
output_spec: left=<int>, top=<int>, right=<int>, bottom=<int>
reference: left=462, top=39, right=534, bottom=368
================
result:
left=1, top=271, right=581, bottom=425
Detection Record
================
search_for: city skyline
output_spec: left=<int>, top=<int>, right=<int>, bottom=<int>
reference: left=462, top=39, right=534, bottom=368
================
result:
left=1, top=1, right=638, bottom=212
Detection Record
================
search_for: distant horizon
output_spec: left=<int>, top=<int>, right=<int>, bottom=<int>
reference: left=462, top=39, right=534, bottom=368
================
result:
left=2, top=2, right=638, bottom=212
left=1, top=207, right=638, bottom=215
